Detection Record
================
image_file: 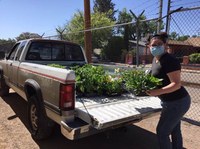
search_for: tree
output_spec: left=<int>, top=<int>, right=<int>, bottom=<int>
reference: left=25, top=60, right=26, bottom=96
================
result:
left=117, top=9, right=159, bottom=50
left=62, top=10, right=115, bottom=49
left=63, top=10, right=85, bottom=46
left=177, top=35, right=190, bottom=41
left=93, top=0, right=117, bottom=21
left=16, top=32, right=41, bottom=41
left=169, top=32, right=190, bottom=41
left=0, top=38, right=16, bottom=45
left=170, top=32, right=179, bottom=40
left=117, top=8, right=133, bottom=50
left=0, top=38, right=16, bottom=54
left=103, top=36, right=124, bottom=62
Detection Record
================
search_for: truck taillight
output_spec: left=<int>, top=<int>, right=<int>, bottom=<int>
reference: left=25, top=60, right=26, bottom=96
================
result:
left=60, top=84, right=75, bottom=111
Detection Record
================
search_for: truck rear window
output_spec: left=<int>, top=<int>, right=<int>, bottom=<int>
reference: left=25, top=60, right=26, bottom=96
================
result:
left=26, top=42, right=85, bottom=61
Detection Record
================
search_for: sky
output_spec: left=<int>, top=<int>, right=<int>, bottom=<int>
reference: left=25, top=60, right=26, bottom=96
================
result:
left=0, top=0, right=199, bottom=39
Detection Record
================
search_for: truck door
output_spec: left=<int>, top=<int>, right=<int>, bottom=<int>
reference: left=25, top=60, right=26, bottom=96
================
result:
left=6, top=43, right=20, bottom=85
left=6, top=41, right=26, bottom=86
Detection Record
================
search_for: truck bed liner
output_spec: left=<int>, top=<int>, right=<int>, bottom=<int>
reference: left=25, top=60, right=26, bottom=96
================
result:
left=75, top=94, right=162, bottom=129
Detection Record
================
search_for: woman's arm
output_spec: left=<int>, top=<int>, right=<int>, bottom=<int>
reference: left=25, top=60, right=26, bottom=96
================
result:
left=146, top=70, right=181, bottom=96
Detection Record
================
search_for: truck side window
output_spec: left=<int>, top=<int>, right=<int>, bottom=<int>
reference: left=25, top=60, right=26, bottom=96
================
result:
left=15, top=41, right=27, bottom=61
left=8, top=43, right=20, bottom=60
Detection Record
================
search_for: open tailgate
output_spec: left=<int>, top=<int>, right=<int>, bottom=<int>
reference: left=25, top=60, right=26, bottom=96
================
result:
left=75, top=94, right=162, bottom=129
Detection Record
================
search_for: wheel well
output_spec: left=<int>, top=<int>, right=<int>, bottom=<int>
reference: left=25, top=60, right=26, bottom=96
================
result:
left=25, top=84, right=46, bottom=115
left=26, top=85, right=37, bottom=100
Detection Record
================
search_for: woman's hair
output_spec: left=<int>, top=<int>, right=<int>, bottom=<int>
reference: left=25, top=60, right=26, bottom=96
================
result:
left=148, top=32, right=168, bottom=43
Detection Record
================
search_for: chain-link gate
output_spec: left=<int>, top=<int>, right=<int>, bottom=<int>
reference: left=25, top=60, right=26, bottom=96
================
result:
left=168, top=7, right=200, bottom=124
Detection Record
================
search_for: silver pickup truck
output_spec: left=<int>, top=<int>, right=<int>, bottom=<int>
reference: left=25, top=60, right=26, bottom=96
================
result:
left=0, top=39, right=162, bottom=140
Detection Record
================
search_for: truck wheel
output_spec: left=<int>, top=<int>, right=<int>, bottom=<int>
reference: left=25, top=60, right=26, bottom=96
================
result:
left=0, top=77, right=9, bottom=96
left=28, top=96, right=54, bottom=140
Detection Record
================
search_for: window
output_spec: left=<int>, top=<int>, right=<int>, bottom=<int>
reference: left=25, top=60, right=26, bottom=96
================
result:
left=26, top=42, right=51, bottom=60
left=15, top=41, right=27, bottom=61
left=26, top=41, right=84, bottom=61
left=65, top=44, right=84, bottom=61
left=8, top=43, right=20, bottom=60
left=52, top=43, right=65, bottom=60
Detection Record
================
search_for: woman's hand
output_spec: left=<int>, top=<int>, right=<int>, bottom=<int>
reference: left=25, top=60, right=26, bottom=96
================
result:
left=146, top=89, right=161, bottom=96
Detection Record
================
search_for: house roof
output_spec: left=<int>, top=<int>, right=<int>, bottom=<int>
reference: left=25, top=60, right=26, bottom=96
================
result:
left=184, top=37, right=200, bottom=47
left=168, top=40, right=191, bottom=46
left=130, top=37, right=200, bottom=48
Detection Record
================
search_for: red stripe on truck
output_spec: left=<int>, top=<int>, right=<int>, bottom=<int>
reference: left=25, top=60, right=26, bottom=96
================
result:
left=18, top=67, right=75, bottom=84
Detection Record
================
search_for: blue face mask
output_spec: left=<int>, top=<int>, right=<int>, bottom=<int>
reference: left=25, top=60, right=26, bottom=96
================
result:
left=150, top=46, right=165, bottom=57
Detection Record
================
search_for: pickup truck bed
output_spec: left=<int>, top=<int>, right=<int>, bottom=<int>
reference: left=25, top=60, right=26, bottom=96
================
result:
left=75, top=94, right=161, bottom=129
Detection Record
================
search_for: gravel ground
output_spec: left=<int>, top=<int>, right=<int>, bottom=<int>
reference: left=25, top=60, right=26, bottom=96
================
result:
left=0, top=91, right=199, bottom=149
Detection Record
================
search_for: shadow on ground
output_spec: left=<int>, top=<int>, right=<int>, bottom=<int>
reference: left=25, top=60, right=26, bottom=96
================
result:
left=2, top=92, right=159, bottom=149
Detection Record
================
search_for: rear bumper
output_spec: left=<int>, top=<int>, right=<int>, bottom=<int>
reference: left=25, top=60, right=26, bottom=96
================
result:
left=60, top=118, right=101, bottom=140
left=60, top=110, right=161, bottom=140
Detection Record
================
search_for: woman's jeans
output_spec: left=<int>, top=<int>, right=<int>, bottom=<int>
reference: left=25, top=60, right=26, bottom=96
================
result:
left=157, top=95, right=191, bottom=149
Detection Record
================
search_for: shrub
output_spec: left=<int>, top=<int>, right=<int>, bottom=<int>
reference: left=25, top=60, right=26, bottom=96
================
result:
left=121, top=70, right=162, bottom=95
left=189, top=53, right=200, bottom=64
left=50, top=64, right=162, bottom=97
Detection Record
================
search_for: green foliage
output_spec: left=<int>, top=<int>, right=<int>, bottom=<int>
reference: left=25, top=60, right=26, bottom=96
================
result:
left=49, top=64, right=162, bottom=97
left=72, top=64, right=162, bottom=96
left=169, top=32, right=190, bottom=41
left=63, top=10, right=85, bottom=46
left=189, top=53, right=200, bottom=64
left=16, top=32, right=41, bottom=41
left=116, top=8, right=162, bottom=52
left=61, top=10, right=115, bottom=49
left=0, top=38, right=16, bottom=45
left=103, top=36, right=124, bottom=62
left=121, top=70, right=162, bottom=95
left=177, top=35, right=190, bottom=41
left=117, top=8, right=133, bottom=50
left=93, top=0, right=117, bottom=21
left=71, top=64, right=106, bottom=95
left=104, top=74, right=123, bottom=95
left=47, top=64, right=66, bottom=69
left=91, top=12, right=115, bottom=49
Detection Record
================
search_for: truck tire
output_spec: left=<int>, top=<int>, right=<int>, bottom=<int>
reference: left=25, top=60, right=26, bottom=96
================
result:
left=28, top=96, right=54, bottom=140
left=0, top=77, right=9, bottom=97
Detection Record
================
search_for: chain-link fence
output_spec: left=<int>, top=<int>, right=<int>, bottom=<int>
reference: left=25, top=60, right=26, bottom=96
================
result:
left=168, top=7, right=200, bottom=125
left=0, top=4, right=199, bottom=126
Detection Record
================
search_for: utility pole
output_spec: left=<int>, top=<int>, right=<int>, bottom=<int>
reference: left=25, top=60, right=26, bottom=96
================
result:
left=157, top=0, right=163, bottom=33
left=165, top=0, right=171, bottom=34
left=84, top=0, right=92, bottom=63
left=130, top=10, right=144, bottom=67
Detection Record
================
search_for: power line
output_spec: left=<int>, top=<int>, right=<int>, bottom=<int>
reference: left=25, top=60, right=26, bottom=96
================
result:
left=134, top=1, right=159, bottom=14
left=43, top=17, right=159, bottom=38
left=171, top=1, right=200, bottom=7
left=145, top=13, right=159, bottom=18
left=144, top=6, right=159, bottom=15
left=171, top=0, right=184, bottom=3
left=131, top=0, right=156, bottom=10
left=44, top=7, right=183, bottom=38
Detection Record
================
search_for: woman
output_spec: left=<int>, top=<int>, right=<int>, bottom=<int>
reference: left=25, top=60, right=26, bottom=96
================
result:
left=146, top=32, right=191, bottom=149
